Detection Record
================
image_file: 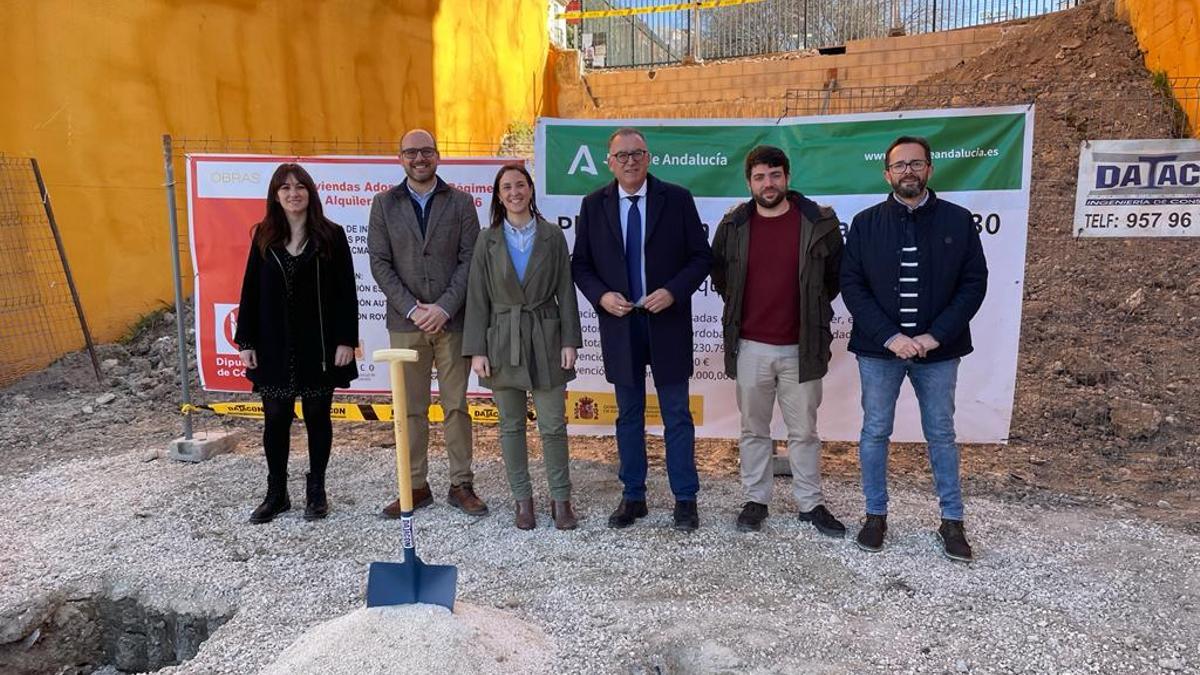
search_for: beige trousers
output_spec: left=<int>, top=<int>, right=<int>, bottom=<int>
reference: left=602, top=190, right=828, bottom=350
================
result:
left=735, top=339, right=824, bottom=510
left=388, top=330, right=474, bottom=486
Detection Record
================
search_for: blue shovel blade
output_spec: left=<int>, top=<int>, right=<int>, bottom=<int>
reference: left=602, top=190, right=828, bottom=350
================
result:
left=366, top=551, right=458, bottom=610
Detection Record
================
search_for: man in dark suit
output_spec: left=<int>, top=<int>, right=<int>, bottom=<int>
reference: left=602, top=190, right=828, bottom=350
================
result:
left=571, top=127, right=713, bottom=531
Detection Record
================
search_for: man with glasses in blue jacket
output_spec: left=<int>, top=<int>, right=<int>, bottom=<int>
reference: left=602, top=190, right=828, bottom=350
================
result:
left=841, top=136, right=988, bottom=562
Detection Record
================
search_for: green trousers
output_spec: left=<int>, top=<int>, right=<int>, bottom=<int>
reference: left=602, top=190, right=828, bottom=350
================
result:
left=492, top=385, right=572, bottom=501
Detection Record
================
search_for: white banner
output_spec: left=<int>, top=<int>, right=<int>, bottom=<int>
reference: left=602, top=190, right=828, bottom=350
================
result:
left=187, top=154, right=516, bottom=394
left=537, top=107, right=1034, bottom=442
left=1074, top=139, right=1200, bottom=237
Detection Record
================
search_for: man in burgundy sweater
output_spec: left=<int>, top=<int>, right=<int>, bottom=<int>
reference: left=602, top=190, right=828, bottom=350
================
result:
left=711, top=145, right=846, bottom=535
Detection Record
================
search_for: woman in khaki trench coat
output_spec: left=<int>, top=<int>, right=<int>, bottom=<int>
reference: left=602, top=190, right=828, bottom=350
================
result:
left=463, top=163, right=583, bottom=530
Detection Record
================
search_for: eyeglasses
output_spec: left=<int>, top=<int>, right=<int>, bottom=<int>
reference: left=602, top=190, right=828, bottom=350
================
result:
left=886, top=159, right=930, bottom=174
left=610, top=149, right=648, bottom=165
left=401, top=147, right=438, bottom=160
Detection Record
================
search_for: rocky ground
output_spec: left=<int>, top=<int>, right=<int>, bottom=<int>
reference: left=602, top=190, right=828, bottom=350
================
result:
left=1, top=298, right=1197, bottom=673
left=1, top=441, right=1198, bottom=674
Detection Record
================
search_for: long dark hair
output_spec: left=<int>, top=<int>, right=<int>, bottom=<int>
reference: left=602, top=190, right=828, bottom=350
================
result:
left=488, top=163, right=542, bottom=229
left=252, top=163, right=337, bottom=258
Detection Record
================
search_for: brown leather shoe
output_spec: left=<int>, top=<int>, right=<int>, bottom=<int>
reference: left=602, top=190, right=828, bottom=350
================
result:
left=514, top=497, right=535, bottom=530
left=447, top=483, right=489, bottom=516
left=551, top=500, right=578, bottom=530
left=380, top=482, right=434, bottom=519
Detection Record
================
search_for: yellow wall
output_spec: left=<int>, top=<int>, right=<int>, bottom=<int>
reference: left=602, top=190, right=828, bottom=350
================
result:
left=434, top=2, right=550, bottom=145
left=0, top=0, right=549, bottom=343
left=1118, top=0, right=1200, bottom=135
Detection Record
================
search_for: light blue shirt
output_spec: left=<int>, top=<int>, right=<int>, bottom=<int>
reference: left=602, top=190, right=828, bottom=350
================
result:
left=617, top=180, right=648, bottom=304
left=407, top=181, right=436, bottom=211
left=503, top=217, right=536, bottom=283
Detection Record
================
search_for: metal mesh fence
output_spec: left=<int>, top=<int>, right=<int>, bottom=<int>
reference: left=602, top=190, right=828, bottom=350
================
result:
left=782, top=78, right=1200, bottom=130
left=573, top=0, right=1081, bottom=68
left=0, top=155, right=99, bottom=386
left=782, top=78, right=1200, bottom=222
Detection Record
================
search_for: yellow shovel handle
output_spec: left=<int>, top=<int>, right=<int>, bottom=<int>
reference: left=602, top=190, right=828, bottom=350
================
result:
left=373, top=348, right=420, bottom=512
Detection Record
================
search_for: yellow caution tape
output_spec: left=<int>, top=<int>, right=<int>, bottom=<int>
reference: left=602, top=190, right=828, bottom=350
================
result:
left=182, top=401, right=527, bottom=424
left=558, top=0, right=765, bottom=21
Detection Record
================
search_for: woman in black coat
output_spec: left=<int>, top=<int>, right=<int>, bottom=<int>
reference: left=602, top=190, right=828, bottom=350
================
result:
left=234, top=163, right=359, bottom=523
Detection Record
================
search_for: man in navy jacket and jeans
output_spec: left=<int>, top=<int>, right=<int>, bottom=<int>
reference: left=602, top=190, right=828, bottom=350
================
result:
left=841, top=136, right=988, bottom=562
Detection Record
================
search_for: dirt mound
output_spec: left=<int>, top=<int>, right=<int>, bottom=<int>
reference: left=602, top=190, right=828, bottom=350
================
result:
left=897, top=0, right=1200, bottom=519
left=260, top=604, right=552, bottom=675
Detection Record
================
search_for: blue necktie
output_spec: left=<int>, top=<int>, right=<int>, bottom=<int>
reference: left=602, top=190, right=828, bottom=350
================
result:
left=625, top=195, right=643, bottom=302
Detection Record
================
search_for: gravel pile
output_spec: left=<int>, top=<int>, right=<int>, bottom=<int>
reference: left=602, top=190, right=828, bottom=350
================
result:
left=261, top=604, right=551, bottom=674
left=1, top=441, right=1197, bottom=673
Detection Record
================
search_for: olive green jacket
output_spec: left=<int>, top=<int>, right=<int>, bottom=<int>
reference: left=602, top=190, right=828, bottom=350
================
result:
left=462, top=218, right=583, bottom=391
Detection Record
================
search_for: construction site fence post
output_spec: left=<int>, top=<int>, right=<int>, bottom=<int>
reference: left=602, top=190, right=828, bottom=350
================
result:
left=30, top=157, right=101, bottom=382
left=162, top=134, right=193, bottom=440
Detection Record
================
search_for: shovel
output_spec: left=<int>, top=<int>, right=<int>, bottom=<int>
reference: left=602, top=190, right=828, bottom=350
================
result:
left=366, top=348, right=458, bottom=610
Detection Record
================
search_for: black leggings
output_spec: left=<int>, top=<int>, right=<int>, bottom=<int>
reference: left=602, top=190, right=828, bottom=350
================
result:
left=262, top=393, right=334, bottom=480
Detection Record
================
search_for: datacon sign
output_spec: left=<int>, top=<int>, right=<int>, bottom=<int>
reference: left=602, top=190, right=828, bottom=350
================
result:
left=1074, top=139, right=1200, bottom=237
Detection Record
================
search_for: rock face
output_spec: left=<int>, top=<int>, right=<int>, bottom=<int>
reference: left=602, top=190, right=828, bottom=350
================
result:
left=260, top=604, right=552, bottom=675
left=1108, top=399, right=1163, bottom=440
left=1062, top=350, right=1113, bottom=387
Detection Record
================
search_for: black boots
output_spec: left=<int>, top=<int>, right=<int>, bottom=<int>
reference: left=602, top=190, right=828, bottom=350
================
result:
left=249, top=476, right=291, bottom=524
left=607, top=499, right=648, bottom=529
left=250, top=473, right=328, bottom=523
left=304, top=472, right=329, bottom=521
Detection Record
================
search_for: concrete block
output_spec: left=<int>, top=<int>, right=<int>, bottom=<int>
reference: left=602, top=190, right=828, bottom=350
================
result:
left=847, top=36, right=887, bottom=53
left=167, top=431, right=239, bottom=463
left=933, top=44, right=964, bottom=60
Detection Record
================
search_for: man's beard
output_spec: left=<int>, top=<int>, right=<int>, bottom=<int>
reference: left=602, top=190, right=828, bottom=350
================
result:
left=753, top=188, right=786, bottom=209
left=891, top=175, right=926, bottom=199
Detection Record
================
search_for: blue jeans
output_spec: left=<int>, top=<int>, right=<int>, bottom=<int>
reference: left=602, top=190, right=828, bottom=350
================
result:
left=856, top=355, right=963, bottom=520
left=613, top=313, right=698, bottom=501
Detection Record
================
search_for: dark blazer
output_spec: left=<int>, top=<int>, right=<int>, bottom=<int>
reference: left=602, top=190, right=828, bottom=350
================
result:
left=234, top=224, right=359, bottom=390
left=711, top=191, right=843, bottom=383
left=841, top=190, right=988, bottom=362
left=367, top=177, right=480, bottom=333
left=571, top=174, right=713, bottom=386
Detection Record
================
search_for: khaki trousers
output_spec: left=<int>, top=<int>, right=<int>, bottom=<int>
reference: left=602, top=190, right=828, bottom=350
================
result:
left=388, top=330, right=473, bottom=486
left=735, top=339, right=824, bottom=510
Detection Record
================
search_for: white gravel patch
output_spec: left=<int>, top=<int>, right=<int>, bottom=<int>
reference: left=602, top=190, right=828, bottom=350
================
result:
left=261, top=604, right=551, bottom=674
left=1, top=441, right=1198, bottom=673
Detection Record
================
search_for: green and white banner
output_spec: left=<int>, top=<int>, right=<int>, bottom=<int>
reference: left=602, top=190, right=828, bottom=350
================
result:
left=536, top=106, right=1033, bottom=442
